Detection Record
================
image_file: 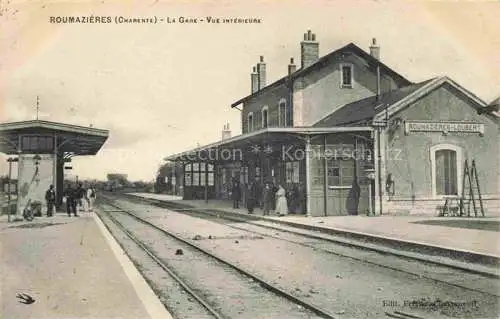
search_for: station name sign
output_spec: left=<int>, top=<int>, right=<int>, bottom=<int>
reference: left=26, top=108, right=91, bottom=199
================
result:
left=404, top=121, right=484, bottom=135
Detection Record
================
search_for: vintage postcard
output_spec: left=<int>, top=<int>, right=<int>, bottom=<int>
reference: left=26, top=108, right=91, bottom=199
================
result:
left=0, top=1, right=499, bottom=318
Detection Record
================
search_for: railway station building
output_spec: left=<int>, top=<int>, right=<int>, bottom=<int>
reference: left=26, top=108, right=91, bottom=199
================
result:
left=0, top=120, right=109, bottom=215
left=165, top=31, right=499, bottom=217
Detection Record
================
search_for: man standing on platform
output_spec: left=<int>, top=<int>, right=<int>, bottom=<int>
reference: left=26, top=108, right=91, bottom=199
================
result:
left=255, top=177, right=263, bottom=209
left=45, top=184, right=56, bottom=217
left=262, top=181, right=273, bottom=216
left=231, top=178, right=241, bottom=209
left=64, top=184, right=78, bottom=217
left=246, top=179, right=258, bottom=214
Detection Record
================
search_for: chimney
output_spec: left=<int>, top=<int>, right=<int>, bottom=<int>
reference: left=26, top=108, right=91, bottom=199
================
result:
left=257, top=56, right=266, bottom=90
left=288, top=57, right=296, bottom=75
left=300, top=30, right=319, bottom=69
left=251, top=66, right=258, bottom=93
left=371, top=38, right=381, bottom=100
left=221, top=123, right=232, bottom=140
left=369, top=38, right=380, bottom=60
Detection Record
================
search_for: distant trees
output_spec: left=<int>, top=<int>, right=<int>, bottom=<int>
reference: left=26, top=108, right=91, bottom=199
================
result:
left=155, top=161, right=180, bottom=194
left=106, top=174, right=131, bottom=189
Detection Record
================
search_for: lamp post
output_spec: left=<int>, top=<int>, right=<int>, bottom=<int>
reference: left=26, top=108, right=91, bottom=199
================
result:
left=6, top=157, right=19, bottom=222
left=365, top=167, right=376, bottom=216
left=33, top=154, right=41, bottom=165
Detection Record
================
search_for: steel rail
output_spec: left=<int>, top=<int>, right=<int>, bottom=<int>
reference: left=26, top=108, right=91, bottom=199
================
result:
left=131, top=194, right=500, bottom=279
left=115, top=193, right=500, bottom=298
left=100, top=196, right=337, bottom=319
left=385, top=311, right=425, bottom=319
left=99, top=207, right=226, bottom=319
left=393, top=311, right=425, bottom=319
left=201, top=214, right=500, bottom=298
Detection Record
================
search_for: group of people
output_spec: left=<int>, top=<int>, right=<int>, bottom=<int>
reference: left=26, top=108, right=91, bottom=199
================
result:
left=64, top=183, right=97, bottom=216
left=230, top=178, right=305, bottom=216
left=44, top=183, right=97, bottom=217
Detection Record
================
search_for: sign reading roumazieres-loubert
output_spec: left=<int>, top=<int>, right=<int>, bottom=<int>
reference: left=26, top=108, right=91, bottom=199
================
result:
left=404, top=121, right=485, bottom=135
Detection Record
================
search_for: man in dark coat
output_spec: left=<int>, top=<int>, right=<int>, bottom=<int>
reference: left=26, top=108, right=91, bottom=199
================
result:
left=346, top=178, right=361, bottom=215
left=64, top=184, right=78, bottom=217
left=246, top=180, right=258, bottom=214
left=231, top=178, right=241, bottom=209
left=262, top=182, right=273, bottom=215
left=287, top=184, right=297, bottom=214
left=296, top=183, right=305, bottom=214
left=45, top=184, right=56, bottom=217
left=254, top=177, right=263, bottom=209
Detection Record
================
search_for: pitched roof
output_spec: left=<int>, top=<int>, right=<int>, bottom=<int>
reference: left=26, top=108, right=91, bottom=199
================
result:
left=231, top=42, right=413, bottom=108
left=373, top=76, right=489, bottom=123
left=313, top=78, right=435, bottom=127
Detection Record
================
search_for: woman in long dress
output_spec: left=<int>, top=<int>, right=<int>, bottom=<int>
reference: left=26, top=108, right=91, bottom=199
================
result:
left=275, top=184, right=288, bottom=216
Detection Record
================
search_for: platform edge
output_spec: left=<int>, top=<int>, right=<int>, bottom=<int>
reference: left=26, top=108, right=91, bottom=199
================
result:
left=93, top=211, right=173, bottom=319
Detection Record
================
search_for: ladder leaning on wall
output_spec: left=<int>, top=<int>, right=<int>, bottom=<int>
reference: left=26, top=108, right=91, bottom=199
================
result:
left=460, top=159, right=485, bottom=217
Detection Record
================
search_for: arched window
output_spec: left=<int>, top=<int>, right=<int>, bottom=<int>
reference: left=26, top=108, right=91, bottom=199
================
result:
left=278, top=99, right=287, bottom=127
left=247, top=112, right=254, bottom=132
left=430, top=144, right=462, bottom=197
left=261, top=106, right=269, bottom=128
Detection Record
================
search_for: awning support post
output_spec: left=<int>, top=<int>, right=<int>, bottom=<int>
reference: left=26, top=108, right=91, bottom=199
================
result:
left=204, top=169, right=208, bottom=203
left=53, top=133, right=57, bottom=212
left=305, top=135, right=312, bottom=217
left=323, top=134, right=328, bottom=216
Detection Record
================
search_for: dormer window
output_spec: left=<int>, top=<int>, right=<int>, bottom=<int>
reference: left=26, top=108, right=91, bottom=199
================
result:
left=340, top=64, right=353, bottom=88
left=261, top=106, right=269, bottom=128
left=247, top=112, right=254, bottom=132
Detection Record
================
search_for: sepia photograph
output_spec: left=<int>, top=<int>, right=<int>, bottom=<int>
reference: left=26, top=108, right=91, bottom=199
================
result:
left=0, top=1, right=499, bottom=318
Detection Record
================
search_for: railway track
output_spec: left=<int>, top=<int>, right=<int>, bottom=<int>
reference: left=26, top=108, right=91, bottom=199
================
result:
left=99, top=194, right=500, bottom=318
left=127, top=196, right=499, bottom=274
left=114, top=193, right=500, bottom=299
left=98, top=207, right=220, bottom=319
left=98, top=198, right=337, bottom=319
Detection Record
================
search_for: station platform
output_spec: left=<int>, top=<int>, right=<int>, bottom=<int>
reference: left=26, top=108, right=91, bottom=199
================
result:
left=129, top=193, right=500, bottom=261
left=0, top=211, right=172, bottom=319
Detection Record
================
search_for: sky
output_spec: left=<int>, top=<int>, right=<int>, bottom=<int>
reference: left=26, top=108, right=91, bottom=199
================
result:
left=0, top=0, right=499, bottom=181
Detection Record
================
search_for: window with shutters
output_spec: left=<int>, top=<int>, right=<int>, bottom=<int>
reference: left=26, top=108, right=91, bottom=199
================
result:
left=247, top=112, right=254, bottom=132
left=278, top=99, right=287, bottom=127
left=261, top=106, right=269, bottom=128
left=340, top=64, right=354, bottom=88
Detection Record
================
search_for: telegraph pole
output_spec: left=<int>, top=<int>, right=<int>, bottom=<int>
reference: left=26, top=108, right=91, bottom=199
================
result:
left=36, top=96, right=40, bottom=120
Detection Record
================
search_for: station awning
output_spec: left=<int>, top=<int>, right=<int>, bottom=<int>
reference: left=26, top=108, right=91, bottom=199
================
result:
left=0, top=120, right=109, bottom=155
left=164, top=126, right=373, bottom=162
